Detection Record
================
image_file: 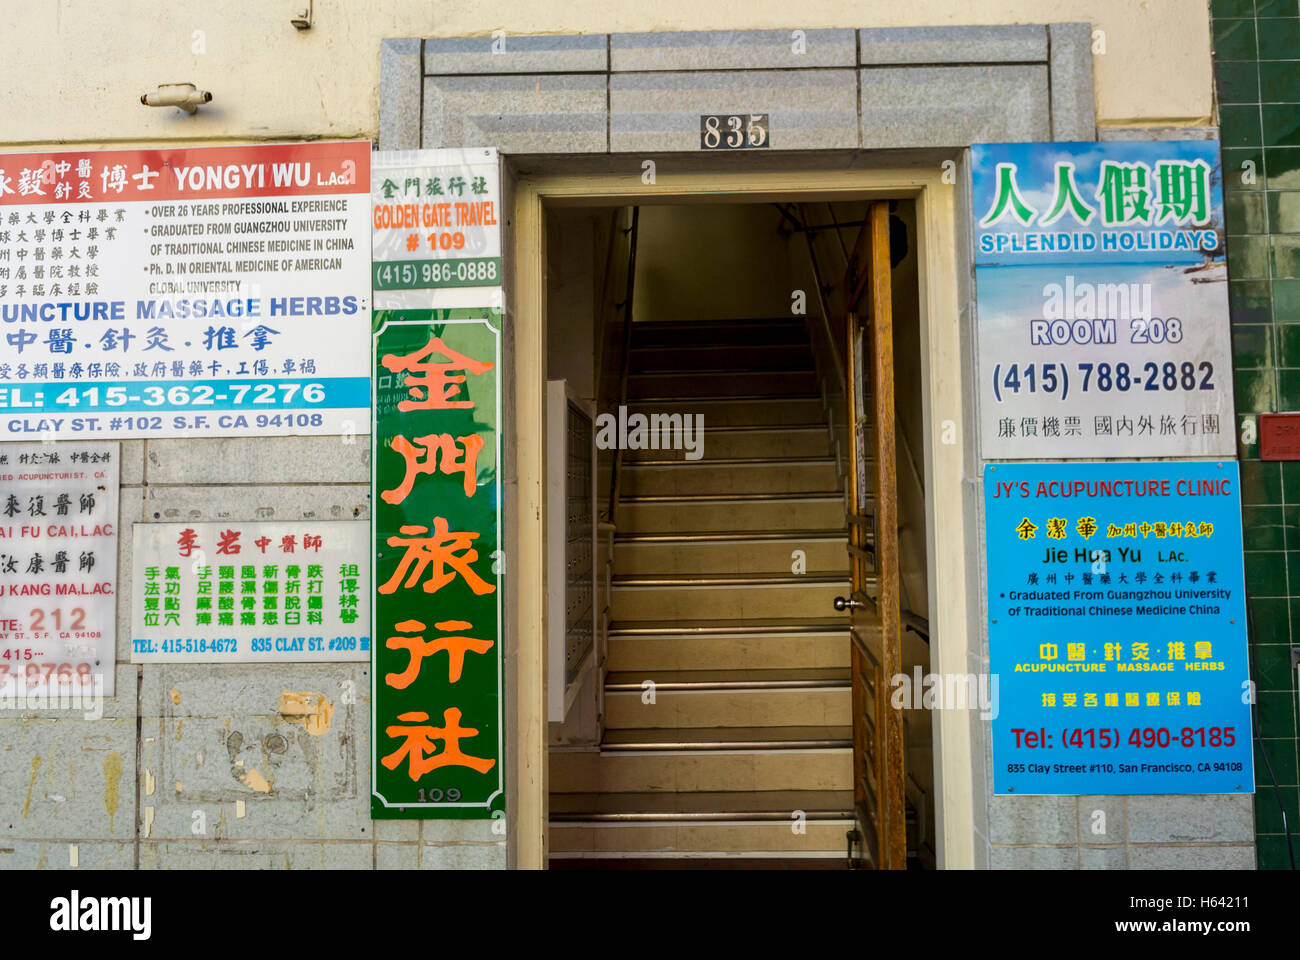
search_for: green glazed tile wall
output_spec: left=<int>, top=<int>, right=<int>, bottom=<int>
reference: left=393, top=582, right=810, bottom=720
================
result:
left=1212, top=0, right=1300, bottom=870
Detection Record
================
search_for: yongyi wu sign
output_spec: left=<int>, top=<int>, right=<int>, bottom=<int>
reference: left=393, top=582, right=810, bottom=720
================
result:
left=0, top=141, right=371, bottom=439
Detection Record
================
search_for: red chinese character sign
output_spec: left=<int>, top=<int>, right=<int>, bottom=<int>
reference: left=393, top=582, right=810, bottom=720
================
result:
left=128, top=520, right=369, bottom=662
left=371, top=313, right=502, bottom=818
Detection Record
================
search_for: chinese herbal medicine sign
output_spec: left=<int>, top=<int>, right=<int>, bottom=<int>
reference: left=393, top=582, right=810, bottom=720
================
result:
left=371, top=313, right=503, bottom=819
left=0, top=441, right=118, bottom=697
left=973, top=141, right=1235, bottom=459
left=129, top=521, right=369, bottom=663
left=984, top=461, right=1253, bottom=795
left=0, top=140, right=371, bottom=439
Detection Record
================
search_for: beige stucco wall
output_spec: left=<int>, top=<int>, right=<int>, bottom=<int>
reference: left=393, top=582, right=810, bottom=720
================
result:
left=4, top=0, right=1211, bottom=149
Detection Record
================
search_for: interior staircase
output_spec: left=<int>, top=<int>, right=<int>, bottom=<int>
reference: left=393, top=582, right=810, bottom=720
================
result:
left=548, top=317, right=855, bottom=865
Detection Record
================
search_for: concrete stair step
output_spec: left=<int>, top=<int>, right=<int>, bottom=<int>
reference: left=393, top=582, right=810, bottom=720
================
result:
left=611, top=572, right=848, bottom=621
left=620, top=457, right=839, bottom=496
left=549, top=742, right=851, bottom=793
left=622, top=424, right=831, bottom=460
left=548, top=819, right=851, bottom=855
left=625, top=396, right=826, bottom=425
left=628, top=369, right=818, bottom=399
left=629, top=319, right=811, bottom=347
left=549, top=855, right=849, bottom=867
left=616, top=493, right=848, bottom=533
left=601, top=724, right=852, bottom=751
left=550, top=788, right=853, bottom=819
left=613, top=530, right=847, bottom=575
left=630, top=342, right=814, bottom=372
left=607, top=626, right=850, bottom=672
left=604, top=668, right=851, bottom=728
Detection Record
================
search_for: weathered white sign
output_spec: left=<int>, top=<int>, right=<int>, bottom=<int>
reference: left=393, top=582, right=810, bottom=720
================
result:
left=0, top=441, right=119, bottom=696
left=371, top=148, right=501, bottom=312
left=130, top=520, right=369, bottom=662
left=0, top=141, right=371, bottom=439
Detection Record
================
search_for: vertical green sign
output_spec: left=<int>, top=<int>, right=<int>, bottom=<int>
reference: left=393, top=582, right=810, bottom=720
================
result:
left=371, top=309, right=504, bottom=819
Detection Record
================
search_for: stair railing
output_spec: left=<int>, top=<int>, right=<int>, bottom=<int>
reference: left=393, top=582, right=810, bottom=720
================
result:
left=783, top=202, right=856, bottom=550
left=592, top=206, right=638, bottom=740
left=604, top=206, right=640, bottom=525
left=786, top=201, right=929, bottom=630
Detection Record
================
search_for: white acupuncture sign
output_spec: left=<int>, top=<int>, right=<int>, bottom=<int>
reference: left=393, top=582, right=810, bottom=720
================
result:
left=0, top=141, right=372, bottom=440
left=130, top=520, right=370, bottom=663
left=0, top=441, right=119, bottom=698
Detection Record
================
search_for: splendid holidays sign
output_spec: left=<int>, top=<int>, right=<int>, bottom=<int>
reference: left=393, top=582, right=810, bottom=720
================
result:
left=973, top=141, right=1235, bottom=460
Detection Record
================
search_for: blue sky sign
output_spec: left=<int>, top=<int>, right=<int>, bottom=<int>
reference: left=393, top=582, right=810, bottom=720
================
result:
left=984, top=460, right=1253, bottom=796
left=972, top=141, right=1235, bottom=460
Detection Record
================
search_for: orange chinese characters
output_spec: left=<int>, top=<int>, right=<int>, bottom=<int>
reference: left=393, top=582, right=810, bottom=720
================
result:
left=377, top=517, right=496, bottom=596
left=381, top=335, right=494, bottom=412
left=382, top=432, right=484, bottom=504
left=381, top=707, right=497, bottom=781
left=384, top=618, right=494, bottom=689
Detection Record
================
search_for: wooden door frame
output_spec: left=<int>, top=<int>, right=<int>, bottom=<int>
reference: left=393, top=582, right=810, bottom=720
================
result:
left=507, top=157, right=977, bottom=870
left=845, top=201, right=906, bottom=868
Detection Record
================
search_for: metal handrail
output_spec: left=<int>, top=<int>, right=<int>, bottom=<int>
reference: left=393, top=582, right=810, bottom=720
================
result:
left=903, top=611, right=930, bottom=643
left=604, top=207, right=640, bottom=523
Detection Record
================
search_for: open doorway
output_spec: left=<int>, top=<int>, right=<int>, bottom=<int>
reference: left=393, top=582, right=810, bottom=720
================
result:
left=540, top=197, right=934, bottom=868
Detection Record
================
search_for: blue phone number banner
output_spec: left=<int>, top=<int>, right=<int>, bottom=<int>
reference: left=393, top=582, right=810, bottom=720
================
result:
left=984, top=460, right=1254, bottom=795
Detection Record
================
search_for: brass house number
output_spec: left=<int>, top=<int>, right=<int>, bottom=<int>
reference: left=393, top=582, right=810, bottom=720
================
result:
left=700, top=114, right=770, bottom=149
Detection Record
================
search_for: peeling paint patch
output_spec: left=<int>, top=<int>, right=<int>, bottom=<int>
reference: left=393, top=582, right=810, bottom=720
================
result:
left=68, top=844, right=78, bottom=868
left=103, top=752, right=123, bottom=832
left=144, top=769, right=155, bottom=797
left=169, top=688, right=182, bottom=705
left=236, top=800, right=246, bottom=819
left=240, top=768, right=272, bottom=793
left=277, top=691, right=334, bottom=736
left=22, top=755, right=41, bottom=819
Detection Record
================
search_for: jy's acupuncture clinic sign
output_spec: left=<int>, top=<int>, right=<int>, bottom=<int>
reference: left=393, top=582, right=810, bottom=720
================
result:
left=372, top=149, right=504, bottom=820
left=984, top=461, right=1253, bottom=795
left=0, top=140, right=370, bottom=439
left=973, top=141, right=1235, bottom=459
left=0, top=441, right=118, bottom=697
left=129, top=521, right=369, bottom=663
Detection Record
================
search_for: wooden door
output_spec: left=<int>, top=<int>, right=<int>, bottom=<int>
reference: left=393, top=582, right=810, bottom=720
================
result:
left=841, top=202, right=906, bottom=869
